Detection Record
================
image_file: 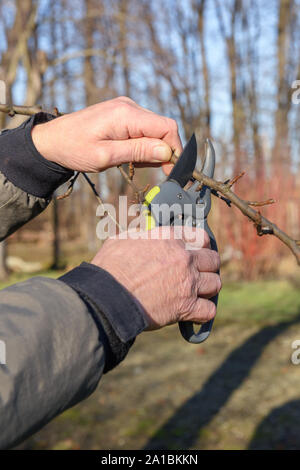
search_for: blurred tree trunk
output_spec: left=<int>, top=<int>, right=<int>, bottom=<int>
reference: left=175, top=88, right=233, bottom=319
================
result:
left=117, top=0, right=132, bottom=194
left=273, top=0, right=295, bottom=168
left=83, top=0, right=102, bottom=250
left=215, top=0, right=245, bottom=174
left=51, top=197, right=63, bottom=269
left=118, top=0, right=131, bottom=97
left=49, top=1, right=63, bottom=269
left=244, top=0, right=264, bottom=181
left=0, top=0, right=35, bottom=128
left=84, top=0, right=100, bottom=106
left=196, top=0, right=211, bottom=138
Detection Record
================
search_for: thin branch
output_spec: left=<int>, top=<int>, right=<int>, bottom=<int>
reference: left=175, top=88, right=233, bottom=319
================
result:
left=0, top=104, right=64, bottom=117
left=56, top=172, right=80, bottom=200
left=226, top=171, right=245, bottom=188
left=128, top=162, right=135, bottom=180
left=246, top=199, right=276, bottom=207
left=117, top=165, right=146, bottom=203
left=81, top=172, right=123, bottom=231
left=0, top=103, right=43, bottom=116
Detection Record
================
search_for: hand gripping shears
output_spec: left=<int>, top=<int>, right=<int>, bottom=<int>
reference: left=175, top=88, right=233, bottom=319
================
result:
left=142, top=134, right=218, bottom=344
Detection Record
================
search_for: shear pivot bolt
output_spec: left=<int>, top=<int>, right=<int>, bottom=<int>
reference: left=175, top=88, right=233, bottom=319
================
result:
left=177, top=193, right=182, bottom=199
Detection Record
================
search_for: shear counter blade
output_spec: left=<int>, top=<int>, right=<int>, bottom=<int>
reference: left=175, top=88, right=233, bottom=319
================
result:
left=202, top=138, right=215, bottom=178
left=167, top=133, right=197, bottom=188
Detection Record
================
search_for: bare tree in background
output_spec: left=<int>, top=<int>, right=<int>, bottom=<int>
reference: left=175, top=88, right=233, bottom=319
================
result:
left=273, top=0, right=297, bottom=168
left=0, top=0, right=299, bottom=278
left=214, top=0, right=247, bottom=174
left=0, top=0, right=39, bottom=278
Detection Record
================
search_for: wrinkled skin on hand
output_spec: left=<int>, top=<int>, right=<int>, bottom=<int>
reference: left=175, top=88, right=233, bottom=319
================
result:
left=92, top=227, right=221, bottom=330
left=33, top=97, right=221, bottom=330
left=32, top=97, right=182, bottom=174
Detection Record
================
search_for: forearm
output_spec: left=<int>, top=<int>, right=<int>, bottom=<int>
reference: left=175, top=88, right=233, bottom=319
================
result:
left=0, top=113, right=73, bottom=240
left=0, top=276, right=104, bottom=449
left=0, top=263, right=148, bottom=449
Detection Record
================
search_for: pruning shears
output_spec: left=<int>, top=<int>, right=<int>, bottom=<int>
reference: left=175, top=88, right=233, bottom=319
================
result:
left=142, top=134, right=218, bottom=344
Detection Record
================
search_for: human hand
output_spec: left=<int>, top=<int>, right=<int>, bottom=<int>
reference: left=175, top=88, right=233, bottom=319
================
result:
left=91, top=227, right=221, bottom=330
left=31, top=97, right=182, bottom=174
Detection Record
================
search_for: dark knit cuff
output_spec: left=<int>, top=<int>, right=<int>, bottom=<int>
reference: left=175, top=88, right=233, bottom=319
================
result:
left=60, top=262, right=148, bottom=373
left=0, top=112, right=73, bottom=198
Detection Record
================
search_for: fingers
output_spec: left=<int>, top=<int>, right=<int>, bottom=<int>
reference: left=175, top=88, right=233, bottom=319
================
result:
left=115, top=97, right=183, bottom=156
left=195, top=272, right=221, bottom=298
left=192, top=248, right=220, bottom=272
left=182, top=298, right=217, bottom=324
left=96, top=137, right=173, bottom=167
left=161, top=161, right=174, bottom=176
left=128, top=111, right=183, bottom=156
left=133, top=227, right=211, bottom=248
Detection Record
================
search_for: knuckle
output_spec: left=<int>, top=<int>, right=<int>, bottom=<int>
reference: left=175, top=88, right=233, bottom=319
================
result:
left=211, top=274, right=221, bottom=295
left=203, top=273, right=214, bottom=294
left=167, top=118, right=178, bottom=133
left=172, top=246, right=186, bottom=267
left=207, top=301, right=217, bottom=321
left=210, top=251, right=220, bottom=272
left=204, top=273, right=221, bottom=296
left=182, top=274, right=195, bottom=298
left=182, top=248, right=193, bottom=268
left=186, top=270, right=197, bottom=293
left=95, top=145, right=110, bottom=168
left=115, top=100, right=131, bottom=115
left=203, top=230, right=210, bottom=247
left=116, top=96, right=135, bottom=105
left=132, top=140, right=145, bottom=162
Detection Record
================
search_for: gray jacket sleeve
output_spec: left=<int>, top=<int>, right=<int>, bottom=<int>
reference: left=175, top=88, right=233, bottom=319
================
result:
left=0, top=112, right=73, bottom=239
left=0, top=277, right=105, bottom=449
left=0, top=114, right=148, bottom=449
left=0, top=172, right=49, bottom=240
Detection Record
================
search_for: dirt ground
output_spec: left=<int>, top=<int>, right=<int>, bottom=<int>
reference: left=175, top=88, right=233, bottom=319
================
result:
left=15, top=279, right=300, bottom=450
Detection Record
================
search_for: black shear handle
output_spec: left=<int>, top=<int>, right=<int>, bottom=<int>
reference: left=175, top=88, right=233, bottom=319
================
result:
left=179, top=221, right=219, bottom=344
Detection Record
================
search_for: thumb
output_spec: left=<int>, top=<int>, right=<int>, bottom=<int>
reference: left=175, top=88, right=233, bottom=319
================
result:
left=107, top=137, right=172, bottom=165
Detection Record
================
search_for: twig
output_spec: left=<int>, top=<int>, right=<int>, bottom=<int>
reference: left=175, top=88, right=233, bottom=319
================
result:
left=81, top=172, right=123, bottom=231
left=170, top=153, right=300, bottom=265
left=56, top=172, right=80, bottom=200
left=117, top=165, right=146, bottom=203
left=128, top=162, right=135, bottom=180
left=246, top=199, right=276, bottom=207
left=226, top=171, right=245, bottom=188
left=0, top=103, right=43, bottom=116
left=0, top=103, right=64, bottom=117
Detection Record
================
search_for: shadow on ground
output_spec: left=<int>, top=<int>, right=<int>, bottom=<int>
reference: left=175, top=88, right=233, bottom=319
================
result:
left=248, top=399, right=300, bottom=449
left=144, top=314, right=300, bottom=450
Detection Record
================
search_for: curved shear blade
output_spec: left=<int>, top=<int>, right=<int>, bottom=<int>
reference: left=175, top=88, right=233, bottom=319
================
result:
left=167, top=133, right=197, bottom=188
left=202, top=138, right=215, bottom=177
